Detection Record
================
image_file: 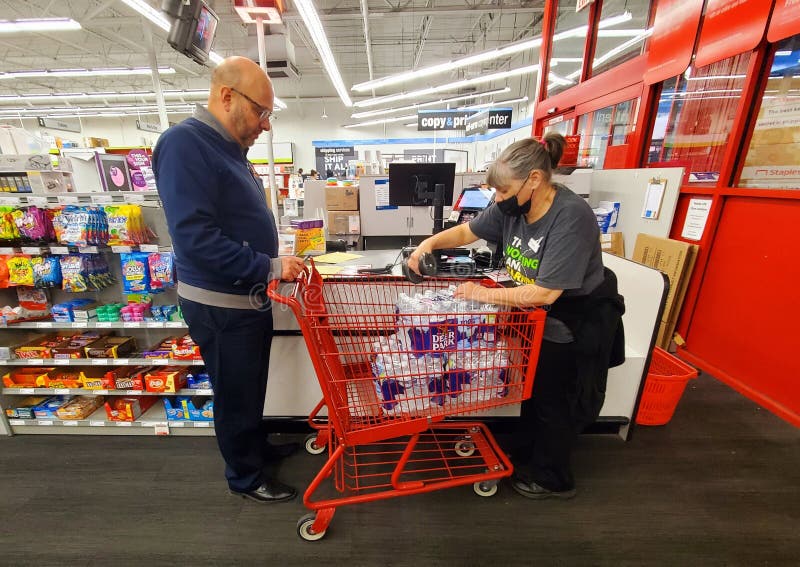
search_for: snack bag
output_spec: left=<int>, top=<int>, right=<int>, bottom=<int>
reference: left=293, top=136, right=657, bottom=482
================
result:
left=32, top=256, right=63, bottom=288
left=7, top=255, right=34, bottom=286
left=121, top=252, right=150, bottom=293
left=60, top=255, right=88, bottom=292
left=148, top=252, right=175, bottom=290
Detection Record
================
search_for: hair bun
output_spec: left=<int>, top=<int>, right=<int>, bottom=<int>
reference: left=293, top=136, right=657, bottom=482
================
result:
left=542, top=132, right=566, bottom=168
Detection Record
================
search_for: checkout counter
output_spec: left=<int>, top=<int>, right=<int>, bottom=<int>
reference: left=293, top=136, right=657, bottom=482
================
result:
left=264, top=249, right=668, bottom=440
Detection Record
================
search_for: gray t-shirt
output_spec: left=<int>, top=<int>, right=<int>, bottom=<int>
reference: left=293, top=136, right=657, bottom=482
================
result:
left=469, top=184, right=604, bottom=342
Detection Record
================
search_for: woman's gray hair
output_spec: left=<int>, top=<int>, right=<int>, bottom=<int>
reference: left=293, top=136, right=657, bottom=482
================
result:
left=486, top=132, right=566, bottom=188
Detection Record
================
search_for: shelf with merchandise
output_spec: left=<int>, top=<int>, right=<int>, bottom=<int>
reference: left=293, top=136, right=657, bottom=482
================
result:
left=3, top=387, right=212, bottom=396
left=0, top=191, right=160, bottom=208
left=6, top=403, right=214, bottom=435
left=0, top=244, right=171, bottom=256
left=0, top=358, right=203, bottom=366
left=3, top=320, right=187, bottom=330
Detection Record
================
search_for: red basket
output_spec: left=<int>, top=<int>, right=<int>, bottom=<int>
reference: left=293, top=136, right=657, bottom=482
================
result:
left=635, top=347, right=699, bottom=426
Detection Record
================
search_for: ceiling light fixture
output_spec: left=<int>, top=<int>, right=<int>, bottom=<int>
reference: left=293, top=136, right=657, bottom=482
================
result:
left=0, top=18, right=82, bottom=33
left=458, top=96, right=529, bottom=111
left=566, top=28, right=652, bottom=80
left=294, top=0, right=352, bottom=107
left=351, top=87, right=511, bottom=119
left=354, top=65, right=539, bottom=108
left=352, top=12, right=633, bottom=93
left=344, top=114, right=417, bottom=128
left=208, top=51, right=224, bottom=65
left=0, top=67, right=176, bottom=80
left=120, top=0, right=172, bottom=32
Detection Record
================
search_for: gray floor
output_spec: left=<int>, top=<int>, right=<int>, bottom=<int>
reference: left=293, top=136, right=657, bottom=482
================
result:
left=1, top=373, right=799, bottom=567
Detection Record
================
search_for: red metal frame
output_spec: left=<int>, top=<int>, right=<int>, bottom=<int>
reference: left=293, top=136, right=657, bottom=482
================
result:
left=580, top=0, right=602, bottom=83
left=533, top=0, right=559, bottom=137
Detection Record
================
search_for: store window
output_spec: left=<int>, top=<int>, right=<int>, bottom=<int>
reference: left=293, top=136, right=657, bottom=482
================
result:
left=577, top=98, right=638, bottom=169
left=738, top=35, right=800, bottom=190
left=547, top=1, right=590, bottom=98
left=543, top=117, right=574, bottom=136
left=592, top=0, right=654, bottom=77
left=647, top=52, right=751, bottom=185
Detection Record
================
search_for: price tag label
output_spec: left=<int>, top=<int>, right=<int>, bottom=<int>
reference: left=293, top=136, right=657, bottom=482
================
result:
left=27, top=196, right=49, bottom=207
left=37, top=420, right=54, bottom=426
left=169, top=421, right=185, bottom=428
left=21, top=246, right=43, bottom=255
left=194, top=422, right=212, bottom=428
left=139, top=244, right=159, bottom=253
left=166, top=321, right=185, bottom=328
left=70, top=322, right=84, bottom=328
left=58, top=195, right=80, bottom=205
left=92, top=194, right=114, bottom=204
left=116, top=421, right=132, bottom=427
left=153, top=359, right=169, bottom=365
left=36, top=322, right=53, bottom=328
left=196, top=389, right=213, bottom=396
left=0, top=196, right=20, bottom=205
left=111, top=245, right=132, bottom=253
left=95, top=389, right=109, bottom=395
left=146, top=322, right=163, bottom=328
left=29, top=359, right=44, bottom=365
left=0, top=247, right=16, bottom=255
left=128, top=193, right=146, bottom=203
left=54, top=388, right=71, bottom=395
left=89, top=420, right=105, bottom=427
left=128, top=389, right=143, bottom=394
left=126, top=322, right=142, bottom=328
left=52, top=359, right=70, bottom=366
left=116, top=358, right=130, bottom=365
left=96, top=322, right=113, bottom=328
left=9, top=419, right=25, bottom=426
left=91, top=359, right=109, bottom=366
left=20, top=388, right=36, bottom=394
left=50, top=246, right=70, bottom=255
left=79, top=246, right=99, bottom=253
left=154, top=423, right=170, bottom=436
left=63, top=421, right=78, bottom=426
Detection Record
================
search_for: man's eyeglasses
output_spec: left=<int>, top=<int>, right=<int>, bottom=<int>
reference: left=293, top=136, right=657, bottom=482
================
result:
left=230, top=87, right=273, bottom=122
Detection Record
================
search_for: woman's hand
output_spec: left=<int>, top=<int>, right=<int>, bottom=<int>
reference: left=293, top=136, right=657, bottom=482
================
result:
left=407, top=242, right=433, bottom=275
left=454, top=281, right=487, bottom=302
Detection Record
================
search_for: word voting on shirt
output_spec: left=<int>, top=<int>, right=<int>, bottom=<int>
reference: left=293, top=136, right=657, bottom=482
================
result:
left=504, top=234, right=544, bottom=285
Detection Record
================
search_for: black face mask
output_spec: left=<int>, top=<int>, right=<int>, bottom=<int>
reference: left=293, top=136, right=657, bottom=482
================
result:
left=496, top=184, right=532, bottom=217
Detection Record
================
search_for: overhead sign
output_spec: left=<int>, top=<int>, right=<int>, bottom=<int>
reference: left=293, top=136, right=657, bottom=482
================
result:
left=576, top=0, right=594, bottom=12
left=695, top=0, right=774, bottom=68
left=465, top=109, right=513, bottom=135
left=36, top=117, right=81, bottom=133
left=315, top=146, right=355, bottom=178
left=417, top=110, right=475, bottom=131
left=768, top=0, right=800, bottom=43
left=644, top=0, right=704, bottom=85
left=136, top=119, right=163, bottom=133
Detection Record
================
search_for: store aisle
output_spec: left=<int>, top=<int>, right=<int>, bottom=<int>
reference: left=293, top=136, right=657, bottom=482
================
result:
left=1, top=373, right=798, bottom=567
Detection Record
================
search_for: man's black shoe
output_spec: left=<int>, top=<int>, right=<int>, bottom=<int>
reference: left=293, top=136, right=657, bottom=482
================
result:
left=265, top=441, right=300, bottom=460
left=511, top=476, right=576, bottom=500
left=229, top=480, right=297, bottom=503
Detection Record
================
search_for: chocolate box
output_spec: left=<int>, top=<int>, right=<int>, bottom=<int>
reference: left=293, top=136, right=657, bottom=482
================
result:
left=51, top=332, right=105, bottom=359
left=85, top=336, right=137, bottom=359
left=56, top=395, right=104, bottom=420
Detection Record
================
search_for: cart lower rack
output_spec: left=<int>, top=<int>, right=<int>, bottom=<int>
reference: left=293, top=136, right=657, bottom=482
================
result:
left=269, top=268, right=546, bottom=541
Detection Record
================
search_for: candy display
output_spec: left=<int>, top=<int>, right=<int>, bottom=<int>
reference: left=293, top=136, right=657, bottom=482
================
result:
left=147, top=252, right=175, bottom=290
left=59, top=254, right=114, bottom=292
left=55, top=395, right=104, bottom=420
left=50, top=332, right=105, bottom=359
left=104, top=205, right=147, bottom=245
left=120, top=252, right=150, bottom=293
left=85, top=336, right=136, bottom=358
left=13, top=206, right=55, bottom=243
left=31, top=256, right=62, bottom=287
left=104, top=396, right=157, bottom=422
left=6, top=255, right=34, bottom=286
left=144, top=366, right=189, bottom=393
left=5, top=396, right=52, bottom=419
left=52, top=206, right=108, bottom=246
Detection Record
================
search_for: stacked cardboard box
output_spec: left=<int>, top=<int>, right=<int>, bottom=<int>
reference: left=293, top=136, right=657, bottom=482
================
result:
left=632, top=234, right=699, bottom=349
left=325, top=185, right=360, bottom=236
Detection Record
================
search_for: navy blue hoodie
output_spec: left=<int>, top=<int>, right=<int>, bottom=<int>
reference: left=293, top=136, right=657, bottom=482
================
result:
left=153, top=114, right=279, bottom=297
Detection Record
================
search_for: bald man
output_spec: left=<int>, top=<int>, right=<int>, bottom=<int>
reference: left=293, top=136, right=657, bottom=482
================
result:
left=154, top=57, right=305, bottom=503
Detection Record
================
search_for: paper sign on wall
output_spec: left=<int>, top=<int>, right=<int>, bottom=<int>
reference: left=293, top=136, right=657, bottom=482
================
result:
left=681, top=198, right=712, bottom=241
left=374, top=178, right=396, bottom=210
left=642, top=178, right=667, bottom=219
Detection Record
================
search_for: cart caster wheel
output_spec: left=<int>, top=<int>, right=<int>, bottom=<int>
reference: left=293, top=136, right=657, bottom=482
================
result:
left=455, top=440, right=476, bottom=457
left=473, top=481, right=498, bottom=497
left=297, top=513, right=327, bottom=541
left=304, top=433, right=326, bottom=455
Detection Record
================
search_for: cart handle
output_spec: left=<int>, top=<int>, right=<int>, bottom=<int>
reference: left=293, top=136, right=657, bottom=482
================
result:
left=267, top=266, right=309, bottom=308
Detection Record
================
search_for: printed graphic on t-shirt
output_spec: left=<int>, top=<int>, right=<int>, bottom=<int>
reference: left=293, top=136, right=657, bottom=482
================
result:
left=504, top=234, right=542, bottom=285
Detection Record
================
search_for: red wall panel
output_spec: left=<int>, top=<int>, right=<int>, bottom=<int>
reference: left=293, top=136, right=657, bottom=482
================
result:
left=644, top=0, right=705, bottom=85
left=685, top=197, right=800, bottom=426
left=695, top=0, right=774, bottom=68
left=767, top=0, right=800, bottom=42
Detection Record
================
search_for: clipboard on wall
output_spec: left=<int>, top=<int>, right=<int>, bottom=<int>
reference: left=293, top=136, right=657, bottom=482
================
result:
left=642, top=177, right=667, bottom=220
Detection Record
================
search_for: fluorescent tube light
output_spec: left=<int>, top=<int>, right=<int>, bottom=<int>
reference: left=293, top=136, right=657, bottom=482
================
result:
left=0, top=18, right=82, bottom=33
left=208, top=51, right=224, bottom=65
left=344, top=114, right=417, bottom=128
left=775, top=50, right=792, bottom=57
left=354, top=65, right=539, bottom=108
left=687, top=74, right=747, bottom=81
left=120, top=0, right=172, bottom=32
left=351, top=87, right=511, bottom=119
left=0, top=67, right=176, bottom=79
left=458, top=96, right=528, bottom=111
left=294, top=0, right=353, bottom=107
left=566, top=28, right=652, bottom=80
left=352, top=12, right=633, bottom=94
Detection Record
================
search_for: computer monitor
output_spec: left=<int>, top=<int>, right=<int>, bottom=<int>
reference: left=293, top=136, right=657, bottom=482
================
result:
left=388, top=163, right=455, bottom=206
left=454, top=186, right=494, bottom=211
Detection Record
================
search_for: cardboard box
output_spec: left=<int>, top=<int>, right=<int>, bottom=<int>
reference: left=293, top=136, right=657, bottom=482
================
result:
left=294, top=227, right=325, bottom=255
left=633, top=234, right=698, bottom=348
left=325, top=186, right=359, bottom=211
left=60, top=148, right=105, bottom=192
left=327, top=211, right=361, bottom=235
left=104, top=396, right=157, bottom=422
left=85, top=336, right=137, bottom=359
left=600, top=232, right=625, bottom=257
left=26, top=170, right=74, bottom=194
left=85, top=137, right=109, bottom=148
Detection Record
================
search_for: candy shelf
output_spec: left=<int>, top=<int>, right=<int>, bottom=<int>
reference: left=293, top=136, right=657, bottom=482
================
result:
left=4, top=321, right=187, bottom=330
left=5, top=404, right=214, bottom=436
left=0, top=191, right=161, bottom=208
left=0, top=358, right=203, bottom=366
left=3, top=387, right=213, bottom=396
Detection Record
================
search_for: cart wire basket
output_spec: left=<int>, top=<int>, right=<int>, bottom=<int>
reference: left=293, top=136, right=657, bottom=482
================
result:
left=268, top=265, right=546, bottom=541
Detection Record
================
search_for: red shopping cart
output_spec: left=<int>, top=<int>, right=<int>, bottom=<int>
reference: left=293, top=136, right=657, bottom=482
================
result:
left=268, top=266, right=546, bottom=541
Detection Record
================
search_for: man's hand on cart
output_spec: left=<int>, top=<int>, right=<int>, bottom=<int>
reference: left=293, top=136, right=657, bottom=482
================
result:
left=280, top=256, right=306, bottom=281
left=454, top=281, right=487, bottom=302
